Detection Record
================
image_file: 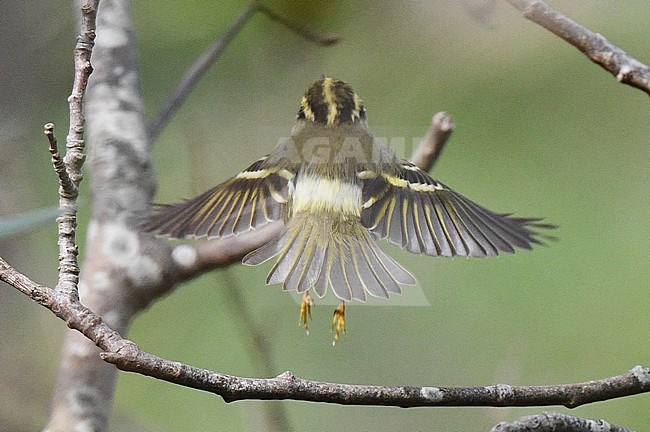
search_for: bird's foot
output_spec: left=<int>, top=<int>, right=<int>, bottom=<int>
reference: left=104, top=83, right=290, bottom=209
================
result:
left=331, top=301, right=346, bottom=345
left=299, top=291, right=314, bottom=334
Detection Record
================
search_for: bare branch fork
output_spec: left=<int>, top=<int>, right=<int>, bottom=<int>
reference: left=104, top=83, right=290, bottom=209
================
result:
left=505, top=0, right=650, bottom=96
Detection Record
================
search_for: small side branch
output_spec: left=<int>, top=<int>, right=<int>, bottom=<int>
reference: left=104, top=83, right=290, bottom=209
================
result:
left=45, top=123, right=75, bottom=198
left=147, top=5, right=256, bottom=140
left=505, top=0, right=650, bottom=96
left=409, top=111, right=455, bottom=172
left=491, top=411, right=635, bottom=432
left=148, top=4, right=339, bottom=140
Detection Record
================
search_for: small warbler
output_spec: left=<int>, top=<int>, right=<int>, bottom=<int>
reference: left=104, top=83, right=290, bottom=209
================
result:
left=148, top=78, right=551, bottom=342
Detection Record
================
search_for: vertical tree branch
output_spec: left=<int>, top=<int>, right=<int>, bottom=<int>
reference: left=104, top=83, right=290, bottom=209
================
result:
left=46, top=0, right=176, bottom=429
left=52, top=1, right=98, bottom=302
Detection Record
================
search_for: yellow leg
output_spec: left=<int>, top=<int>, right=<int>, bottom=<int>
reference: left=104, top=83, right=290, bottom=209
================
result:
left=331, top=301, right=346, bottom=345
left=299, top=291, right=314, bottom=334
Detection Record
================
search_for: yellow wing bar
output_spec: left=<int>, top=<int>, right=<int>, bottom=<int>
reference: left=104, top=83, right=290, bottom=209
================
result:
left=360, top=161, right=553, bottom=257
left=147, top=157, right=294, bottom=239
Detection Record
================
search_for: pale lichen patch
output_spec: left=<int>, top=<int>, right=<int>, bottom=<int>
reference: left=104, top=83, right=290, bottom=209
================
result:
left=420, top=386, right=444, bottom=401
left=127, top=254, right=162, bottom=287
left=101, top=310, right=120, bottom=328
left=631, top=365, right=650, bottom=385
left=102, top=223, right=139, bottom=267
left=67, top=386, right=103, bottom=414
left=487, top=383, right=514, bottom=401
left=172, top=244, right=197, bottom=268
left=91, top=271, right=111, bottom=292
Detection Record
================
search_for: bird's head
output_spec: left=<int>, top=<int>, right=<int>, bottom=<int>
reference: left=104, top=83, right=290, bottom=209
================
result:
left=297, top=77, right=366, bottom=126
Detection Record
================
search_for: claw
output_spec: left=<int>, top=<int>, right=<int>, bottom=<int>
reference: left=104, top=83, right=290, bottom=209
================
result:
left=299, top=291, right=314, bottom=334
left=331, top=301, right=346, bottom=345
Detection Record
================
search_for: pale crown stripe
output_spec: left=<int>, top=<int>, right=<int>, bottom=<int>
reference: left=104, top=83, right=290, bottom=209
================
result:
left=322, top=77, right=338, bottom=126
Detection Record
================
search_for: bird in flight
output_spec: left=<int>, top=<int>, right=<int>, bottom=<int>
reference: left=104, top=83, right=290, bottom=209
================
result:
left=147, top=77, right=552, bottom=343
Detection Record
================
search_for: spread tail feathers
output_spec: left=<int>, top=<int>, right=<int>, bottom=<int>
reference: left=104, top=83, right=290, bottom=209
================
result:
left=243, top=212, right=416, bottom=302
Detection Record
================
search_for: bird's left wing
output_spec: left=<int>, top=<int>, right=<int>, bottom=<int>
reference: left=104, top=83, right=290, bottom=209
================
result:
left=147, top=156, right=295, bottom=239
left=359, top=161, right=551, bottom=257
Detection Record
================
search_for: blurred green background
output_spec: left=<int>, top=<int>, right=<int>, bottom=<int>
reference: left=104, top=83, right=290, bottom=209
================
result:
left=1, top=1, right=648, bottom=431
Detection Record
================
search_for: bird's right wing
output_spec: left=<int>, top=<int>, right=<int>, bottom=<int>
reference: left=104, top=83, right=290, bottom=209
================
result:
left=146, top=156, right=295, bottom=239
left=359, top=161, right=553, bottom=257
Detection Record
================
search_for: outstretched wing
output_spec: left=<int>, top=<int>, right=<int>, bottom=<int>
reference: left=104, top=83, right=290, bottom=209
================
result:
left=147, top=156, right=295, bottom=239
left=359, top=161, right=552, bottom=257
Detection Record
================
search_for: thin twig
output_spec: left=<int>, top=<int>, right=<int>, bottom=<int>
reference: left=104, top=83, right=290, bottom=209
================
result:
left=505, top=0, right=650, bottom=96
left=147, top=4, right=339, bottom=141
left=45, top=123, right=75, bottom=198
left=147, top=5, right=256, bottom=140
left=220, top=270, right=291, bottom=432
left=491, top=411, right=635, bottom=432
left=409, top=111, right=454, bottom=172
left=1, top=256, right=648, bottom=409
left=50, top=0, right=98, bottom=301
left=66, top=2, right=96, bottom=181
left=255, top=4, right=339, bottom=46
